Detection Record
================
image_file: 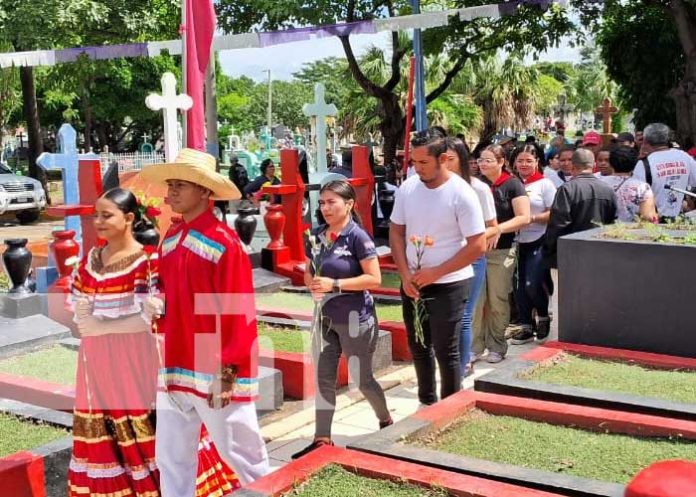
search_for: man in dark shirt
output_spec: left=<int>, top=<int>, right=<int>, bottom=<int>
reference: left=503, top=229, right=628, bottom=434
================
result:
left=544, top=148, right=617, bottom=268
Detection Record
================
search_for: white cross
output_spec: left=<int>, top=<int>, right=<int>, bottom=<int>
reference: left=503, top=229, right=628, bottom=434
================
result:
left=303, top=83, right=337, bottom=174
left=146, top=72, right=193, bottom=162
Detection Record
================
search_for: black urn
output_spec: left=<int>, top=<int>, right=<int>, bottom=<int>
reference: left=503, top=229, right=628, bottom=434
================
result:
left=2, top=238, right=32, bottom=295
left=135, top=222, right=161, bottom=248
left=234, top=205, right=259, bottom=246
left=378, top=189, right=396, bottom=226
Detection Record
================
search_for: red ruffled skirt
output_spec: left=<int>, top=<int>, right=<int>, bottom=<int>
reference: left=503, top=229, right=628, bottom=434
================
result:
left=68, top=333, right=239, bottom=497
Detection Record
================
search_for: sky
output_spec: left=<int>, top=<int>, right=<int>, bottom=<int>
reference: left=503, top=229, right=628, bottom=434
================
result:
left=218, top=31, right=581, bottom=82
left=210, top=0, right=584, bottom=81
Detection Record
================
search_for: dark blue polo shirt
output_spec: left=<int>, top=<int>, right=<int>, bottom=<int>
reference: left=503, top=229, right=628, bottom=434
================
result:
left=305, top=221, right=377, bottom=325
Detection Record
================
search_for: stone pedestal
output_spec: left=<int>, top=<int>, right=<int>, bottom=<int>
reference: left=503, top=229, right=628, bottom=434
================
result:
left=256, top=366, right=283, bottom=416
left=0, top=314, right=71, bottom=359
left=1, top=293, right=43, bottom=319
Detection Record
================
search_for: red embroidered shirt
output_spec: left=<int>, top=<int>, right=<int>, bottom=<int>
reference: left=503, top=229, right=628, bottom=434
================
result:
left=158, top=210, right=258, bottom=402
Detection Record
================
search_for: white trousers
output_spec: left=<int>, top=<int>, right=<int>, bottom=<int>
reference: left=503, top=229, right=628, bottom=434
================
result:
left=155, top=391, right=270, bottom=497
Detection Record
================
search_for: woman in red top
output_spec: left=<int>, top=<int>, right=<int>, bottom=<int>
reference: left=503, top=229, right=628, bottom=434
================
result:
left=67, top=187, right=238, bottom=497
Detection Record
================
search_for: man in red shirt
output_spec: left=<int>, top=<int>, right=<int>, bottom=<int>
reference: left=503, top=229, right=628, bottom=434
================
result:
left=140, top=148, right=269, bottom=494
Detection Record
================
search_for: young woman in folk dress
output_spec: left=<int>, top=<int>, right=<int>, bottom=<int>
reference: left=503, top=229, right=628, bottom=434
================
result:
left=67, top=187, right=239, bottom=497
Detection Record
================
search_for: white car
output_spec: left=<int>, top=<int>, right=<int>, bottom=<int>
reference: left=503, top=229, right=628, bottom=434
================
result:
left=0, top=163, right=47, bottom=224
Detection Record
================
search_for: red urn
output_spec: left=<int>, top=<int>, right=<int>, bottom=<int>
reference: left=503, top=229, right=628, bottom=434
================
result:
left=264, top=204, right=286, bottom=250
left=50, top=230, right=79, bottom=288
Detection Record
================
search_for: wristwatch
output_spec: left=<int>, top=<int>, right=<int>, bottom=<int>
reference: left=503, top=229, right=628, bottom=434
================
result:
left=332, top=279, right=341, bottom=293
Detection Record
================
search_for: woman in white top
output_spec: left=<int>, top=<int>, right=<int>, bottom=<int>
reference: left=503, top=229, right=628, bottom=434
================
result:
left=603, top=146, right=657, bottom=222
left=508, top=144, right=557, bottom=345
left=445, top=137, right=498, bottom=377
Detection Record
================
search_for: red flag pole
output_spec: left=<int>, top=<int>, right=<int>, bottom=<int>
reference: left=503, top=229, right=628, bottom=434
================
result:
left=403, top=56, right=416, bottom=182
left=181, top=0, right=188, bottom=147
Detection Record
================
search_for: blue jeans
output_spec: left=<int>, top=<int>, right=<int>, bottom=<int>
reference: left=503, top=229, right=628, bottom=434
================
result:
left=459, top=256, right=486, bottom=373
left=515, top=238, right=550, bottom=326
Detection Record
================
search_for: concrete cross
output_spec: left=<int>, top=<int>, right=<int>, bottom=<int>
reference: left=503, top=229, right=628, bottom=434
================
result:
left=37, top=123, right=98, bottom=239
left=303, top=83, right=337, bottom=174
left=146, top=72, right=193, bottom=162
left=595, top=97, right=619, bottom=135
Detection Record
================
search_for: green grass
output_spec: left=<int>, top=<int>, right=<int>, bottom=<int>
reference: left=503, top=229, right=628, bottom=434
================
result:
left=0, top=272, right=8, bottom=292
left=285, top=464, right=448, bottom=497
left=0, top=346, right=77, bottom=385
left=524, top=354, right=696, bottom=405
left=0, top=413, right=69, bottom=457
left=420, top=409, right=696, bottom=484
left=381, top=272, right=402, bottom=289
left=256, top=292, right=403, bottom=323
left=258, top=322, right=309, bottom=354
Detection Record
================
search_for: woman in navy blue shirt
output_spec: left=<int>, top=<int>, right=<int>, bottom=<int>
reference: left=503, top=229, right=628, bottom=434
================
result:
left=292, top=180, right=392, bottom=459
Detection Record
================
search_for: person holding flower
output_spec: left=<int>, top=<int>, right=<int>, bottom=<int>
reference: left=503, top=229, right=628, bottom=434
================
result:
left=67, top=187, right=240, bottom=497
left=390, top=128, right=486, bottom=406
left=243, top=158, right=280, bottom=204
left=292, top=179, right=391, bottom=459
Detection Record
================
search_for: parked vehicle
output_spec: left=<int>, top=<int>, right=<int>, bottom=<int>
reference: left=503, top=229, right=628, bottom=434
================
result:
left=0, top=163, right=47, bottom=224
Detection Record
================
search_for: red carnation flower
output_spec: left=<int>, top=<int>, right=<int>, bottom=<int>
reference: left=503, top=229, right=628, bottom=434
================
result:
left=329, top=232, right=338, bottom=242
left=143, top=246, right=157, bottom=256
left=145, top=206, right=161, bottom=218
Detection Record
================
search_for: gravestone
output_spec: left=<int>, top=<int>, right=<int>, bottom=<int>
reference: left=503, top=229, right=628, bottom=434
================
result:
left=146, top=72, right=193, bottom=162
left=36, top=124, right=99, bottom=243
left=302, top=83, right=344, bottom=227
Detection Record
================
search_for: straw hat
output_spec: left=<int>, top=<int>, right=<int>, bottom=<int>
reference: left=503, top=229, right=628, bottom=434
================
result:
left=138, top=148, right=241, bottom=200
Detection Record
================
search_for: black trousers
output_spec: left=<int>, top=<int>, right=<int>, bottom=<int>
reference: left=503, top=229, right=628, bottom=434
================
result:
left=401, top=279, right=470, bottom=405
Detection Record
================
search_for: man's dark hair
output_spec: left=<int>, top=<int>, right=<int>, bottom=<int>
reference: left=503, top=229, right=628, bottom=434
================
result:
left=431, top=125, right=448, bottom=137
left=411, top=128, right=448, bottom=159
left=609, top=145, right=639, bottom=173
left=260, top=158, right=274, bottom=175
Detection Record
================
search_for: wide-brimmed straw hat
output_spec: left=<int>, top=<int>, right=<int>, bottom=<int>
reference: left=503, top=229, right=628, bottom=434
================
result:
left=138, top=148, right=241, bottom=200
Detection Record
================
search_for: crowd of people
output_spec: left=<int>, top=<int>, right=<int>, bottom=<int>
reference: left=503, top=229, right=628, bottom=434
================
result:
left=62, top=121, right=696, bottom=496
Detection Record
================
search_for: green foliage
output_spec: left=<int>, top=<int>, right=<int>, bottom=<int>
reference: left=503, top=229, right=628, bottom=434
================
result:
left=580, top=0, right=683, bottom=131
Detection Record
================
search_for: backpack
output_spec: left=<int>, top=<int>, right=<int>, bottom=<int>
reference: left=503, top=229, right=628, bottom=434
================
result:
left=642, top=157, right=652, bottom=186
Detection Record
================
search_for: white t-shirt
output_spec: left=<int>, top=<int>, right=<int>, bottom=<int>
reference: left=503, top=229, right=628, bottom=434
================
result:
left=633, top=149, right=696, bottom=218
left=391, top=174, right=485, bottom=283
left=544, top=167, right=565, bottom=189
left=600, top=175, right=653, bottom=222
left=517, top=177, right=557, bottom=243
left=470, top=177, right=496, bottom=222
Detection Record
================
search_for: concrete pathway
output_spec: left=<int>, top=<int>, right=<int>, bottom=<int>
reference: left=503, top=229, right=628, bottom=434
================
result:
left=260, top=322, right=558, bottom=471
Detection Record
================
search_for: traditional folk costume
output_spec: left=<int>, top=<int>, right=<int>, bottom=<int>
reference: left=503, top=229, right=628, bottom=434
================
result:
left=67, top=247, right=240, bottom=497
left=139, top=149, right=269, bottom=496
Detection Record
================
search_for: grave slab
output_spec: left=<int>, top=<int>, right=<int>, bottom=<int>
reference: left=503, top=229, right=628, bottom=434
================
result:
left=240, top=445, right=565, bottom=497
left=253, top=268, right=291, bottom=294
left=349, top=390, right=696, bottom=497
left=475, top=343, right=696, bottom=421
left=1, top=294, right=43, bottom=320
left=0, top=314, right=71, bottom=359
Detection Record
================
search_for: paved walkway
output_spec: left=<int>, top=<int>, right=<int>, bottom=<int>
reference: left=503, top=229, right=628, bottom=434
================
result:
left=260, top=325, right=557, bottom=471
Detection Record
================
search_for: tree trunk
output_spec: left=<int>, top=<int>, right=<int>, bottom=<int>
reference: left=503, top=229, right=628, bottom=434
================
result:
left=669, top=0, right=696, bottom=147
left=378, top=94, right=404, bottom=168
left=19, top=66, right=49, bottom=201
left=82, top=92, right=93, bottom=152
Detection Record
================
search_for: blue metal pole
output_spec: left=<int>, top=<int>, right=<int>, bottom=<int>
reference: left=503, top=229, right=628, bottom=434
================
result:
left=411, top=0, right=428, bottom=131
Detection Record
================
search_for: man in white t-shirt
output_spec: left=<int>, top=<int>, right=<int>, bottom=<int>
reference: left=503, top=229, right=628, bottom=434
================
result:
left=633, top=123, right=696, bottom=221
left=390, top=128, right=486, bottom=405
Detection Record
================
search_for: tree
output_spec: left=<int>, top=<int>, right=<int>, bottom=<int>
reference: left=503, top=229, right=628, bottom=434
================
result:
left=216, top=0, right=575, bottom=164
left=578, top=0, right=695, bottom=146
left=0, top=0, right=180, bottom=178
